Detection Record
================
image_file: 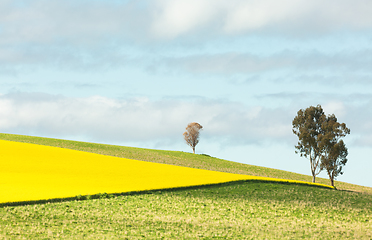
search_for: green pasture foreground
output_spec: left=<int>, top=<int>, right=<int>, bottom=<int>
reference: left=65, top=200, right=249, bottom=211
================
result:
left=1, top=182, right=371, bottom=239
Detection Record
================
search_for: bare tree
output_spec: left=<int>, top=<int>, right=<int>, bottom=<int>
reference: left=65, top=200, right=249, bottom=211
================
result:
left=183, top=122, right=203, bottom=154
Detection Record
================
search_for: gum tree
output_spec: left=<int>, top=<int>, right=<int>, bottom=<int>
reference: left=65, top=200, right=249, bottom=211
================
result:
left=292, top=105, right=326, bottom=183
left=292, top=105, right=350, bottom=185
left=183, top=122, right=203, bottom=154
left=319, top=114, right=350, bottom=187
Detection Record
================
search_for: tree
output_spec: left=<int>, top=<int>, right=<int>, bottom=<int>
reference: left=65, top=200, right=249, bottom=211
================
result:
left=319, top=114, right=350, bottom=187
left=183, top=122, right=203, bottom=154
left=292, top=105, right=326, bottom=183
left=292, top=105, right=350, bottom=185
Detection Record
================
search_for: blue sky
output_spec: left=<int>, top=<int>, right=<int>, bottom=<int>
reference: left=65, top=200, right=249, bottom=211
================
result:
left=1, top=0, right=372, bottom=187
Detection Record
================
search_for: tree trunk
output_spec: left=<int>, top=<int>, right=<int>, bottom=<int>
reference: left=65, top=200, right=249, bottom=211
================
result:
left=192, top=147, right=195, bottom=154
left=312, top=174, right=315, bottom=183
left=328, top=171, right=336, bottom=189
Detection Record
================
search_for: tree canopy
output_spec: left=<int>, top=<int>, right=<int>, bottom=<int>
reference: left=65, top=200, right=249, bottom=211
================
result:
left=292, top=105, right=325, bottom=183
left=292, top=105, right=350, bottom=186
left=183, top=122, right=203, bottom=154
left=318, top=114, right=350, bottom=187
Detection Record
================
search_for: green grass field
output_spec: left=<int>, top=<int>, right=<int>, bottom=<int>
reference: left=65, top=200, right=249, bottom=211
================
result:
left=1, top=133, right=371, bottom=239
left=1, top=182, right=371, bottom=239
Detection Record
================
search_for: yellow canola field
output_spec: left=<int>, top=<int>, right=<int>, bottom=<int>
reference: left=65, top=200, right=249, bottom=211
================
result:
left=0, top=140, right=333, bottom=204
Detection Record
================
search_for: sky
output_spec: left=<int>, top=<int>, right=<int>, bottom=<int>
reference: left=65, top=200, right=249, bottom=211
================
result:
left=1, top=0, right=372, bottom=187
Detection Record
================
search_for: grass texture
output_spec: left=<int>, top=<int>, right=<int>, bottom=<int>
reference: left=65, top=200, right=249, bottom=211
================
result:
left=1, top=182, right=371, bottom=239
left=0, top=139, right=332, bottom=204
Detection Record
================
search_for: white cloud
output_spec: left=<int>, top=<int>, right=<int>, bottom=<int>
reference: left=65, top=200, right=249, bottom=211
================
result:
left=2, top=92, right=372, bottom=148
left=151, top=0, right=221, bottom=39
left=151, top=0, right=372, bottom=38
left=222, top=0, right=305, bottom=33
left=0, top=92, right=293, bottom=145
left=0, top=0, right=148, bottom=45
left=2, top=0, right=372, bottom=75
left=1, top=0, right=372, bottom=45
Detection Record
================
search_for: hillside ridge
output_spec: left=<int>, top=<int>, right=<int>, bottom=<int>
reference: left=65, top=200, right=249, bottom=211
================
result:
left=0, top=133, right=371, bottom=194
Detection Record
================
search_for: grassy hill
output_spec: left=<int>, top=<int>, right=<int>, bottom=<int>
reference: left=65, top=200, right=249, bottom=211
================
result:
left=0, top=133, right=370, bottom=194
left=0, top=133, right=371, bottom=239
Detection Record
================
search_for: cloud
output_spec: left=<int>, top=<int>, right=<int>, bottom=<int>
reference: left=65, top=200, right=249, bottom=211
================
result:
left=151, top=0, right=372, bottom=38
left=3, top=45, right=372, bottom=81
left=0, top=0, right=149, bottom=45
left=1, top=92, right=372, bottom=150
left=150, top=0, right=221, bottom=39
left=2, top=0, right=372, bottom=75
left=148, top=49, right=372, bottom=87
left=1, top=0, right=372, bottom=45
left=152, top=50, right=372, bottom=80
left=0, top=92, right=294, bottom=146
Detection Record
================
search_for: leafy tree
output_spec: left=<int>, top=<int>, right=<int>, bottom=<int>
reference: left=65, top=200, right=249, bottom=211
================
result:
left=292, top=105, right=350, bottom=186
left=292, top=105, right=326, bottom=183
left=183, top=122, right=203, bottom=154
left=319, top=114, right=350, bottom=187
